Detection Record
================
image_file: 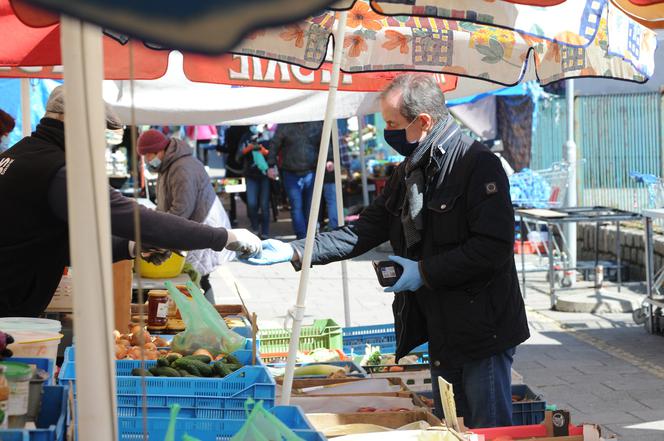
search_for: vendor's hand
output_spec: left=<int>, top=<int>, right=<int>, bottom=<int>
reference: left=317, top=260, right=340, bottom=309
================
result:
left=244, top=239, right=294, bottom=265
left=226, top=229, right=262, bottom=259
left=0, top=331, right=14, bottom=359
left=267, top=167, right=278, bottom=180
left=140, top=248, right=173, bottom=265
left=384, top=255, right=424, bottom=293
left=326, top=161, right=334, bottom=172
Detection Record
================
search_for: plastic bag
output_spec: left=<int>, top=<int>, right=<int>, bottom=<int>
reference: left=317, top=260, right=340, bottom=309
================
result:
left=165, top=280, right=246, bottom=356
left=164, top=404, right=202, bottom=441
left=230, top=399, right=305, bottom=441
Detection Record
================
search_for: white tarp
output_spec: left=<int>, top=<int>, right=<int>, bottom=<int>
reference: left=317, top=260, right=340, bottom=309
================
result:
left=103, top=52, right=504, bottom=126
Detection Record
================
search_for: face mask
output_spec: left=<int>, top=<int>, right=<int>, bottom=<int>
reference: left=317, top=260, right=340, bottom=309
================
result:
left=0, top=135, right=9, bottom=150
left=146, top=156, right=161, bottom=173
left=383, top=117, right=420, bottom=156
left=105, top=128, right=124, bottom=145
left=249, top=126, right=259, bottom=135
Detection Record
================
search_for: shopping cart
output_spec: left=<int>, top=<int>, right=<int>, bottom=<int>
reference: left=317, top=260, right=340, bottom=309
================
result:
left=509, top=162, right=571, bottom=209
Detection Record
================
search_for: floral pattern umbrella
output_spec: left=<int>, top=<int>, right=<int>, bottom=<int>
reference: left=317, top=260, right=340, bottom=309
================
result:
left=230, top=0, right=656, bottom=87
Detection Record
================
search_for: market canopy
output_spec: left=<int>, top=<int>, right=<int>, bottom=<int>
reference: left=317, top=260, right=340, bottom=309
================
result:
left=15, top=0, right=664, bottom=54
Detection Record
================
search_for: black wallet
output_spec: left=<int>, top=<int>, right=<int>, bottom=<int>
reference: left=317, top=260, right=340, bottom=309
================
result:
left=372, top=260, right=404, bottom=287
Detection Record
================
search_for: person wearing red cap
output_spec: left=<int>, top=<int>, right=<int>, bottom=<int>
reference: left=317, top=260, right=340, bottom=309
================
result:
left=0, top=109, right=15, bottom=153
left=0, top=85, right=261, bottom=317
left=138, top=129, right=235, bottom=303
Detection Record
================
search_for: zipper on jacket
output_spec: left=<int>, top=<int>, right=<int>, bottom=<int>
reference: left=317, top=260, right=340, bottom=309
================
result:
left=396, top=294, right=406, bottom=355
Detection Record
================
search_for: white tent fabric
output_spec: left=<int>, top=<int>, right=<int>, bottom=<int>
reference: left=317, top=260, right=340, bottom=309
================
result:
left=102, top=52, right=504, bottom=125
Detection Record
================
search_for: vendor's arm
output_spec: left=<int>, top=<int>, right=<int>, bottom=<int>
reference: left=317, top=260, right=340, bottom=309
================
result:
left=47, top=166, right=228, bottom=252
left=165, top=167, right=197, bottom=219
left=419, top=151, right=514, bottom=289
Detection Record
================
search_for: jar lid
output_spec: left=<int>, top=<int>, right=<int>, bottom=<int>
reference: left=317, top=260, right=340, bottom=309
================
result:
left=148, top=290, right=168, bottom=297
left=0, top=362, right=33, bottom=381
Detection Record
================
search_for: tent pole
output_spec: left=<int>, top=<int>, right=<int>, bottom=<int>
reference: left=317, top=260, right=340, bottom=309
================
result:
left=280, top=9, right=348, bottom=405
left=331, top=120, right=351, bottom=327
left=563, top=79, right=577, bottom=286
left=20, top=79, right=31, bottom=137
left=60, top=17, right=117, bottom=441
left=357, top=116, right=369, bottom=207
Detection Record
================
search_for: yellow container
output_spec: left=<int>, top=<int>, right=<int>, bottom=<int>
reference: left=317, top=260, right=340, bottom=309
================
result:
left=137, top=251, right=185, bottom=279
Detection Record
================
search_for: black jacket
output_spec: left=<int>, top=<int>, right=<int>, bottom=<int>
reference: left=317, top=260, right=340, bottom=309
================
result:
left=0, top=118, right=229, bottom=317
left=292, top=141, right=529, bottom=367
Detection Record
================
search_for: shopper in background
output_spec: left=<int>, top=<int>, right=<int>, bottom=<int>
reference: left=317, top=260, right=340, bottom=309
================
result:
left=137, top=129, right=236, bottom=303
left=186, top=125, right=217, bottom=166
left=0, top=110, right=16, bottom=153
left=219, top=126, right=251, bottom=227
left=237, top=125, right=272, bottom=239
left=268, top=121, right=323, bottom=239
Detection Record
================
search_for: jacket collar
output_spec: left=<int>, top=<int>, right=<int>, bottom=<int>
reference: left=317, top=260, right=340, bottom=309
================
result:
left=33, top=118, right=65, bottom=151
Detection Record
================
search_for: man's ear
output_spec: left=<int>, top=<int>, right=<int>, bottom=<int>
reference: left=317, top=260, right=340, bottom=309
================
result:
left=420, top=113, right=435, bottom=131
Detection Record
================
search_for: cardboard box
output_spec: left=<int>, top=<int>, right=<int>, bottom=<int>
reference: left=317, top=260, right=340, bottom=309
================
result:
left=307, top=409, right=442, bottom=431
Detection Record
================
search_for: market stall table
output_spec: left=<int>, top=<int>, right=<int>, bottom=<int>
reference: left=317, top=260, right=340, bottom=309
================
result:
left=640, top=208, right=664, bottom=335
left=516, top=207, right=642, bottom=308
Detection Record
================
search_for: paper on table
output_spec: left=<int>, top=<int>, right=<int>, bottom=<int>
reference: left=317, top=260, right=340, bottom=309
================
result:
left=289, top=396, right=416, bottom=413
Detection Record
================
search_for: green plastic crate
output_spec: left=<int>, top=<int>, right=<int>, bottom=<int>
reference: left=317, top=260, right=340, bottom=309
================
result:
left=258, top=319, right=342, bottom=354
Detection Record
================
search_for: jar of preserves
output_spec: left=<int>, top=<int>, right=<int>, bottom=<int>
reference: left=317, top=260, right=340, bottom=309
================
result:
left=147, top=290, right=169, bottom=331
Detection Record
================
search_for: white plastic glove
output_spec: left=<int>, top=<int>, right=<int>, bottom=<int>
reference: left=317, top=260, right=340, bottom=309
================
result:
left=226, top=228, right=262, bottom=259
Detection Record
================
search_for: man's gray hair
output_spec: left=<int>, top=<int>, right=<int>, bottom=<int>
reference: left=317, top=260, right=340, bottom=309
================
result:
left=380, top=74, right=448, bottom=123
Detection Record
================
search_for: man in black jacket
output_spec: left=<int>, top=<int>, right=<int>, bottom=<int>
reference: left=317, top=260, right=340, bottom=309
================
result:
left=245, top=74, right=529, bottom=428
left=0, top=85, right=261, bottom=317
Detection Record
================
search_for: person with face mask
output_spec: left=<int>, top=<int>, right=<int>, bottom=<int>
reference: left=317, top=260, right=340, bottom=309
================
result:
left=0, top=85, right=261, bottom=317
left=242, top=74, right=529, bottom=429
left=0, top=109, right=16, bottom=153
left=137, top=129, right=237, bottom=303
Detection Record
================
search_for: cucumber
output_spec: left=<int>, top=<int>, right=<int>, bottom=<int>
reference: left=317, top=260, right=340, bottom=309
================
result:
left=153, top=366, right=181, bottom=377
left=156, top=357, right=170, bottom=367
left=131, top=368, right=153, bottom=377
left=183, top=355, right=212, bottom=364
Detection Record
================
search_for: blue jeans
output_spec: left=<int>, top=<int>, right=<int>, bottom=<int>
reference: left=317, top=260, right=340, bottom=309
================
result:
left=323, top=182, right=338, bottom=229
left=430, top=348, right=515, bottom=429
left=246, top=175, right=271, bottom=237
left=283, top=170, right=315, bottom=239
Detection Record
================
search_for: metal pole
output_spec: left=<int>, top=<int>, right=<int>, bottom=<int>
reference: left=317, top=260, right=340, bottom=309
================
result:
left=280, top=10, right=348, bottom=405
left=331, top=120, right=351, bottom=327
left=644, top=216, right=655, bottom=333
left=20, top=79, right=31, bottom=137
left=357, top=116, right=370, bottom=207
left=548, top=223, right=556, bottom=309
left=563, top=79, right=577, bottom=285
left=60, top=17, right=117, bottom=441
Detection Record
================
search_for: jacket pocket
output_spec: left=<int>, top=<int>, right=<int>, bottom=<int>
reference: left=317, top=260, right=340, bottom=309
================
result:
left=441, top=289, right=495, bottom=348
left=427, top=184, right=463, bottom=245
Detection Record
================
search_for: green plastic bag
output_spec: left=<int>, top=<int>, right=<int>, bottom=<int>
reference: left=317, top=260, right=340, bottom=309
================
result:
left=164, top=404, right=202, bottom=441
left=165, top=281, right=246, bottom=356
left=230, top=399, right=305, bottom=441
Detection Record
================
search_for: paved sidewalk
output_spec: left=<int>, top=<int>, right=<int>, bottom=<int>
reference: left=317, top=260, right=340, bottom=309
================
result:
left=210, top=203, right=664, bottom=440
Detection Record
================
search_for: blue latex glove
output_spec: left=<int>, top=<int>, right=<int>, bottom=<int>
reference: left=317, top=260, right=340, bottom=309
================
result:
left=245, top=239, right=294, bottom=265
left=384, top=255, right=424, bottom=293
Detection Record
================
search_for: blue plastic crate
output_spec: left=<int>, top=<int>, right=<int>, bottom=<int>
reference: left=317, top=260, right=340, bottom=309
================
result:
left=267, top=361, right=367, bottom=379
left=419, top=384, right=546, bottom=426
left=9, top=358, right=55, bottom=385
left=0, top=385, right=68, bottom=441
left=342, top=323, right=428, bottom=355
left=116, top=405, right=324, bottom=441
left=116, top=395, right=263, bottom=419
left=511, top=384, right=546, bottom=425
